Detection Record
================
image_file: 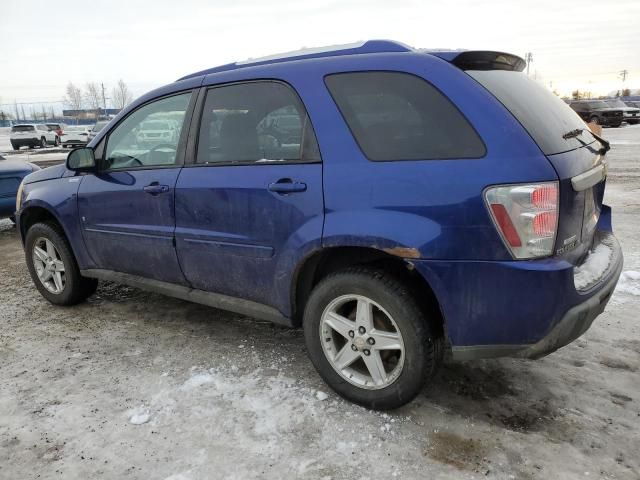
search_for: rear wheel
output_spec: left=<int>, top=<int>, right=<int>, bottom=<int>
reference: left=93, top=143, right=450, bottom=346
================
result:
left=304, top=267, right=440, bottom=410
left=25, top=222, right=98, bottom=305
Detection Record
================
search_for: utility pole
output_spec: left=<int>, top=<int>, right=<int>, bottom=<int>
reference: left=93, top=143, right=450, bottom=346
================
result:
left=525, top=52, right=533, bottom=76
left=619, top=69, right=628, bottom=82
left=101, top=82, right=107, bottom=117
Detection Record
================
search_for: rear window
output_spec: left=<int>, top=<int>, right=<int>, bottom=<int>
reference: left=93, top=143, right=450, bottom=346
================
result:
left=468, top=70, right=593, bottom=155
left=12, top=125, right=35, bottom=132
left=141, top=121, right=170, bottom=130
left=325, top=72, right=485, bottom=161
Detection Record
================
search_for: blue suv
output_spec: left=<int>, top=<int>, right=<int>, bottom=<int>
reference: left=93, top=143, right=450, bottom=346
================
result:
left=15, top=41, right=623, bottom=409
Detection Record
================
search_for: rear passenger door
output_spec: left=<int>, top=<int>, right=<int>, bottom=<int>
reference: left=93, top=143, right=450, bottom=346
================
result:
left=174, top=81, right=324, bottom=312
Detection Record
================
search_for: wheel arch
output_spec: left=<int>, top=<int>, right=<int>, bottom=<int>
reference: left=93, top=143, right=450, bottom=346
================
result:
left=290, top=246, right=446, bottom=340
left=19, top=203, right=68, bottom=245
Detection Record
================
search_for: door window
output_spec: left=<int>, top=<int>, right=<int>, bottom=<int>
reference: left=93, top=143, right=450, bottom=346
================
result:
left=196, top=82, right=320, bottom=164
left=104, top=92, right=191, bottom=170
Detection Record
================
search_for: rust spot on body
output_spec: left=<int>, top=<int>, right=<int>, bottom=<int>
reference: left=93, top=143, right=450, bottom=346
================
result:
left=383, top=246, right=420, bottom=259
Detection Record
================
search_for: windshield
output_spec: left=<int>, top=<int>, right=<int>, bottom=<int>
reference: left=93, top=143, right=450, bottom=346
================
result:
left=140, top=121, right=170, bottom=131
left=66, top=126, right=85, bottom=132
left=11, top=125, right=35, bottom=132
left=468, top=70, right=594, bottom=155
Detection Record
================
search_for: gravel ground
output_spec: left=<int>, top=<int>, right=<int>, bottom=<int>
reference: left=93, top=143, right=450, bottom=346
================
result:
left=1, top=125, right=639, bottom=480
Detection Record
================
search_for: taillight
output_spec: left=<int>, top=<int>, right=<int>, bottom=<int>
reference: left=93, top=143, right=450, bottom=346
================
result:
left=484, top=182, right=559, bottom=259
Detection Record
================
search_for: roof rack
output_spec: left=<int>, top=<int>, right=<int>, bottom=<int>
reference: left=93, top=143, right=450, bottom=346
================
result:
left=177, top=40, right=413, bottom=81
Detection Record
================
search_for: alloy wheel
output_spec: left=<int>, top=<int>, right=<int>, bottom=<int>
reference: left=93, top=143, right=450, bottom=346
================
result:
left=32, top=237, right=66, bottom=294
left=320, top=294, right=405, bottom=390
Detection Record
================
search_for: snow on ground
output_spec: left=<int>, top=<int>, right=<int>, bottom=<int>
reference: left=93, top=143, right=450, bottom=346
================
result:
left=0, top=125, right=639, bottom=479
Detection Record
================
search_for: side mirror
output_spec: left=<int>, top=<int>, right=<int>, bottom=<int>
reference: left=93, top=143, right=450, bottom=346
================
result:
left=66, top=147, right=96, bottom=171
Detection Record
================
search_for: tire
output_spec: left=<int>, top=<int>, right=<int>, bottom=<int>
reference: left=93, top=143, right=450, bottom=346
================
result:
left=40, top=137, right=47, bottom=148
left=303, top=267, right=441, bottom=410
left=54, top=136, right=60, bottom=146
left=25, top=222, right=98, bottom=306
left=589, top=116, right=600, bottom=125
left=11, top=143, right=19, bottom=151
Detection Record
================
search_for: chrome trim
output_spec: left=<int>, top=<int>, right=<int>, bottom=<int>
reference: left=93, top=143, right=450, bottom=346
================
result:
left=571, top=164, right=606, bottom=191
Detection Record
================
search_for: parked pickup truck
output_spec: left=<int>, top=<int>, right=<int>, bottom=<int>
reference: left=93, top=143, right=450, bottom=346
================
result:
left=569, top=100, right=623, bottom=127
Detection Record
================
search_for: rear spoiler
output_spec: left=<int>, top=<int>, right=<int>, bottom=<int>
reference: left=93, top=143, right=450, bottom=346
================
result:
left=424, top=50, right=526, bottom=72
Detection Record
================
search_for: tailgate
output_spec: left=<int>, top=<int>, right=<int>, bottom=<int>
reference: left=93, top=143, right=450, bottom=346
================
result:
left=463, top=67, right=609, bottom=264
left=546, top=144, right=607, bottom=264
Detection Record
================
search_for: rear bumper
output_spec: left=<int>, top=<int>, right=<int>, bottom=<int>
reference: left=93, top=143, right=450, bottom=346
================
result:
left=11, top=138, right=39, bottom=146
left=412, top=226, right=623, bottom=361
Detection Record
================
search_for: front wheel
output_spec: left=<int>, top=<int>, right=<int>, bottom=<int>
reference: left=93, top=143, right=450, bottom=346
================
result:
left=40, top=137, right=47, bottom=148
left=25, top=222, right=98, bottom=305
left=304, top=267, right=440, bottom=410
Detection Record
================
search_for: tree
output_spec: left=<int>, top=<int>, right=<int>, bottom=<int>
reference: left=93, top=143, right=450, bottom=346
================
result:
left=572, top=89, right=581, bottom=100
left=622, top=88, right=631, bottom=97
left=112, top=79, right=133, bottom=110
left=14, top=100, right=20, bottom=121
left=63, top=82, right=84, bottom=123
left=85, top=82, right=102, bottom=119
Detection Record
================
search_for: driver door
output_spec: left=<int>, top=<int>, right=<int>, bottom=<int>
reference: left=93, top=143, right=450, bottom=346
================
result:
left=77, top=91, right=194, bottom=284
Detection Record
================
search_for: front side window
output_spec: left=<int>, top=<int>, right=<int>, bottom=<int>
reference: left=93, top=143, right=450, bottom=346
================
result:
left=196, top=81, right=320, bottom=164
left=325, top=71, right=485, bottom=161
left=104, top=92, right=191, bottom=170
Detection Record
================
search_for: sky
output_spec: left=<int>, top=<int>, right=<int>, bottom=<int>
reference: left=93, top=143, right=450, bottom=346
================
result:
left=1, top=0, right=639, bottom=113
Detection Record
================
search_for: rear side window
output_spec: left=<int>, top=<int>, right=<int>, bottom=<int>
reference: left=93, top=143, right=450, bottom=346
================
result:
left=196, top=81, right=320, bottom=165
left=325, top=71, right=485, bottom=161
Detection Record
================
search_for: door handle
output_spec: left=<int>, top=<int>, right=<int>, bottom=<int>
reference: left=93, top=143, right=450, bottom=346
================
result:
left=268, top=178, right=307, bottom=194
left=143, top=183, right=170, bottom=195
